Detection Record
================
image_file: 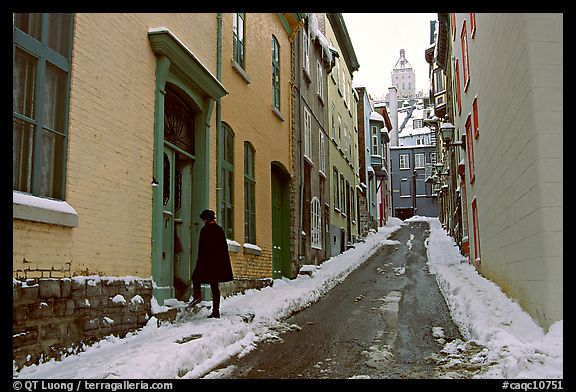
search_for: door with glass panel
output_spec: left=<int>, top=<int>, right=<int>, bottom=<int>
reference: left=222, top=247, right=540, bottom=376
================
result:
left=161, top=86, right=194, bottom=300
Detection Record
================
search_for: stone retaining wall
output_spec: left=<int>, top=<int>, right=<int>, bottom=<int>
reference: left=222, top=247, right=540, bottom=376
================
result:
left=12, top=276, right=153, bottom=370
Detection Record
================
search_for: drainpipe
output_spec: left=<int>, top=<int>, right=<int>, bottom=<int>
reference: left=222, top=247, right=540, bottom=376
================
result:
left=216, top=13, right=223, bottom=221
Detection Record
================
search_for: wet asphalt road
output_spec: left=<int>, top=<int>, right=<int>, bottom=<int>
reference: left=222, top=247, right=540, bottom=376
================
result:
left=208, top=221, right=464, bottom=379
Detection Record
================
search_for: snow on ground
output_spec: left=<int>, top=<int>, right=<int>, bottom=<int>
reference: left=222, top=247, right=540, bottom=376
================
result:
left=407, top=215, right=563, bottom=379
left=14, top=217, right=562, bottom=379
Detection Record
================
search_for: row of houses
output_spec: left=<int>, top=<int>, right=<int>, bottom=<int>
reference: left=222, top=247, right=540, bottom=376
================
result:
left=425, top=13, right=562, bottom=331
left=12, top=13, right=393, bottom=366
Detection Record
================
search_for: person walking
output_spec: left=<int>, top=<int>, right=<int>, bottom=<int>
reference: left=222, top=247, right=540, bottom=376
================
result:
left=190, top=209, right=234, bottom=318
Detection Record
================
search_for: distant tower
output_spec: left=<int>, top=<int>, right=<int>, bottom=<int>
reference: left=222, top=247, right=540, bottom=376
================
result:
left=391, top=49, right=416, bottom=99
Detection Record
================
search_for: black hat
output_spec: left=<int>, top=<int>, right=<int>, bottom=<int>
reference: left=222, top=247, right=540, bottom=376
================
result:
left=200, top=209, right=216, bottom=221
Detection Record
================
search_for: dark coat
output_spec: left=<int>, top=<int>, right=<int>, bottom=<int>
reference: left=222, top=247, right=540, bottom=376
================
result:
left=192, top=221, right=234, bottom=284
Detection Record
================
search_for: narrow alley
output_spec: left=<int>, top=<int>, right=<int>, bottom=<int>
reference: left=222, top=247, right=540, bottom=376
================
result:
left=206, top=221, right=484, bottom=379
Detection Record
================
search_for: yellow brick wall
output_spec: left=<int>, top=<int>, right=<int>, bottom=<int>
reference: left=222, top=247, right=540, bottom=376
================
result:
left=214, top=13, right=292, bottom=279
left=13, top=13, right=219, bottom=279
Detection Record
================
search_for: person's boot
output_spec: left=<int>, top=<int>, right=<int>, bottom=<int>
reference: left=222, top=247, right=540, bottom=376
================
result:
left=208, top=294, right=220, bottom=318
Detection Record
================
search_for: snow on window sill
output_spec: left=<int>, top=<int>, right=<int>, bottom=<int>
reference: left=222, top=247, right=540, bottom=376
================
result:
left=243, top=243, right=262, bottom=256
left=13, top=191, right=79, bottom=228
left=227, top=239, right=241, bottom=253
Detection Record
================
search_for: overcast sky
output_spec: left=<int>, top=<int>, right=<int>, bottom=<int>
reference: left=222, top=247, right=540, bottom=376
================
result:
left=343, top=13, right=438, bottom=100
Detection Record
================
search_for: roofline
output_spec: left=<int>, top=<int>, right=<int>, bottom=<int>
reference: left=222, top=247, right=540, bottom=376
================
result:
left=327, top=13, right=360, bottom=73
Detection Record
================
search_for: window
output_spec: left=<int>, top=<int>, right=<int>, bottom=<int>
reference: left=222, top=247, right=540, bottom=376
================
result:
left=471, top=197, right=481, bottom=264
left=415, top=153, right=425, bottom=169
left=244, top=142, right=256, bottom=243
left=340, top=175, right=346, bottom=213
left=461, top=20, right=471, bottom=91
left=303, top=107, right=312, bottom=161
left=455, top=59, right=462, bottom=115
left=465, top=115, right=476, bottom=184
left=371, top=125, right=379, bottom=156
left=472, top=97, right=479, bottom=139
left=333, top=167, right=340, bottom=211
left=233, top=13, right=246, bottom=69
left=413, top=119, right=423, bottom=128
left=430, top=152, right=437, bottom=165
left=272, top=36, right=281, bottom=110
left=330, top=102, right=336, bottom=140
left=220, top=124, right=234, bottom=239
left=311, top=197, right=321, bottom=249
left=319, top=131, right=326, bottom=175
left=433, top=68, right=445, bottom=94
left=343, top=126, right=348, bottom=156
left=13, top=13, right=74, bottom=200
left=470, top=13, right=476, bottom=38
left=317, top=61, right=323, bottom=100
left=399, top=154, right=410, bottom=169
left=400, top=178, right=410, bottom=197
left=302, top=27, right=310, bottom=74
left=337, top=114, right=342, bottom=144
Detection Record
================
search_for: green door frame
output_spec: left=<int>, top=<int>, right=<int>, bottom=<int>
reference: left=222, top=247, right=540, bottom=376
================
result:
left=149, top=28, right=227, bottom=304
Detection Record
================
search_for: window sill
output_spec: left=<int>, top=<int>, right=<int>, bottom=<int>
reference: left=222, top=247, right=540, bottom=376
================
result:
left=272, top=106, right=285, bottom=122
left=227, top=239, right=241, bottom=253
left=304, top=155, right=314, bottom=166
left=303, top=67, right=312, bottom=84
left=13, top=191, right=79, bottom=228
left=243, top=243, right=262, bottom=256
left=232, top=59, right=251, bottom=84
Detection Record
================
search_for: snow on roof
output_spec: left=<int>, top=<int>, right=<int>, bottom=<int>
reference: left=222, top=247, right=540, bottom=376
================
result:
left=308, top=13, right=333, bottom=65
left=370, top=111, right=384, bottom=122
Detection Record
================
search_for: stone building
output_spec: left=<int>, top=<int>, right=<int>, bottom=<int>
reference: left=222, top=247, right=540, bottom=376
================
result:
left=391, top=48, right=416, bottom=99
left=290, top=13, right=334, bottom=268
left=434, top=13, right=563, bottom=330
left=324, top=13, right=360, bottom=256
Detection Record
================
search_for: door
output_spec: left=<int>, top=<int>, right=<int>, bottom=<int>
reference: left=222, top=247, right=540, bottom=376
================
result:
left=162, top=148, right=193, bottom=300
left=271, top=165, right=290, bottom=278
left=159, top=85, right=196, bottom=300
left=271, top=171, right=282, bottom=279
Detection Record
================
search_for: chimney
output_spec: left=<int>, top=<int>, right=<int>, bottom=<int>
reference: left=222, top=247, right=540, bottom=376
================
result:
left=388, top=86, right=399, bottom=147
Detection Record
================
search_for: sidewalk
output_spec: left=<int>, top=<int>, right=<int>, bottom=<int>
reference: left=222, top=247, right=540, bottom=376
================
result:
left=14, top=217, right=562, bottom=379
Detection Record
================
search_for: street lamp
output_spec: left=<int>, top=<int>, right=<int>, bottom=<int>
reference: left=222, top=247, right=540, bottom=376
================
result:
left=440, top=122, right=463, bottom=148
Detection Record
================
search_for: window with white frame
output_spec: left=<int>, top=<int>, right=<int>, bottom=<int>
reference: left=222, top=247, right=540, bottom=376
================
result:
left=333, top=167, right=340, bottom=211
left=415, top=153, right=425, bottom=168
left=311, top=197, right=321, bottom=249
left=302, top=27, right=310, bottom=74
left=399, top=154, right=410, bottom=169
left=303, top=107, right=312, bottom=161
left=371, top=125, right=379, bottom=155
left=319, top=131, right=326, bottom=175
left=413, top=119, right=423, bottom=128
left=317, top=61, right=323, bottom=99
left=430, top=152, right=437, bottom=165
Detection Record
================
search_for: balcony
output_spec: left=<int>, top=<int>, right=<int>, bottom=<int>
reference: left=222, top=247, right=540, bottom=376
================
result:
left=371, top=154, right=383, bottom=170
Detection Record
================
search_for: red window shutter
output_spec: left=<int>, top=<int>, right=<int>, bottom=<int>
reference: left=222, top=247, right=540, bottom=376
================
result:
left=465, top=115, right=475, bottom=184
left=455, top=60, right=462, bottom=115
left=473, top=97, right=479, bottom=139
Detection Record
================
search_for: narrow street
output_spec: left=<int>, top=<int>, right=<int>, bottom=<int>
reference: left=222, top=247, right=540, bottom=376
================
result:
left=207, top=221, right=482, bottom=379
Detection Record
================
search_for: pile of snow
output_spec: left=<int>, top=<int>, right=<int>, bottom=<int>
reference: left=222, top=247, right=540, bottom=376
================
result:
left=407, top=215, right=563, bottom=379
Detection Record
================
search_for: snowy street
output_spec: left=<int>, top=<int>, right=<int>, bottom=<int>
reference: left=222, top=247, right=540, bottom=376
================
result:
left=14, top=217, right=562, bottom=380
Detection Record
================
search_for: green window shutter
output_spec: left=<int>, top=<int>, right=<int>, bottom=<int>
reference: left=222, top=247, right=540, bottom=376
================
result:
left=244, top=142, right=256, bottom=244
left=220, top=124, right=234, bottom=239
left=272, top=36, right=280, bottom=110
